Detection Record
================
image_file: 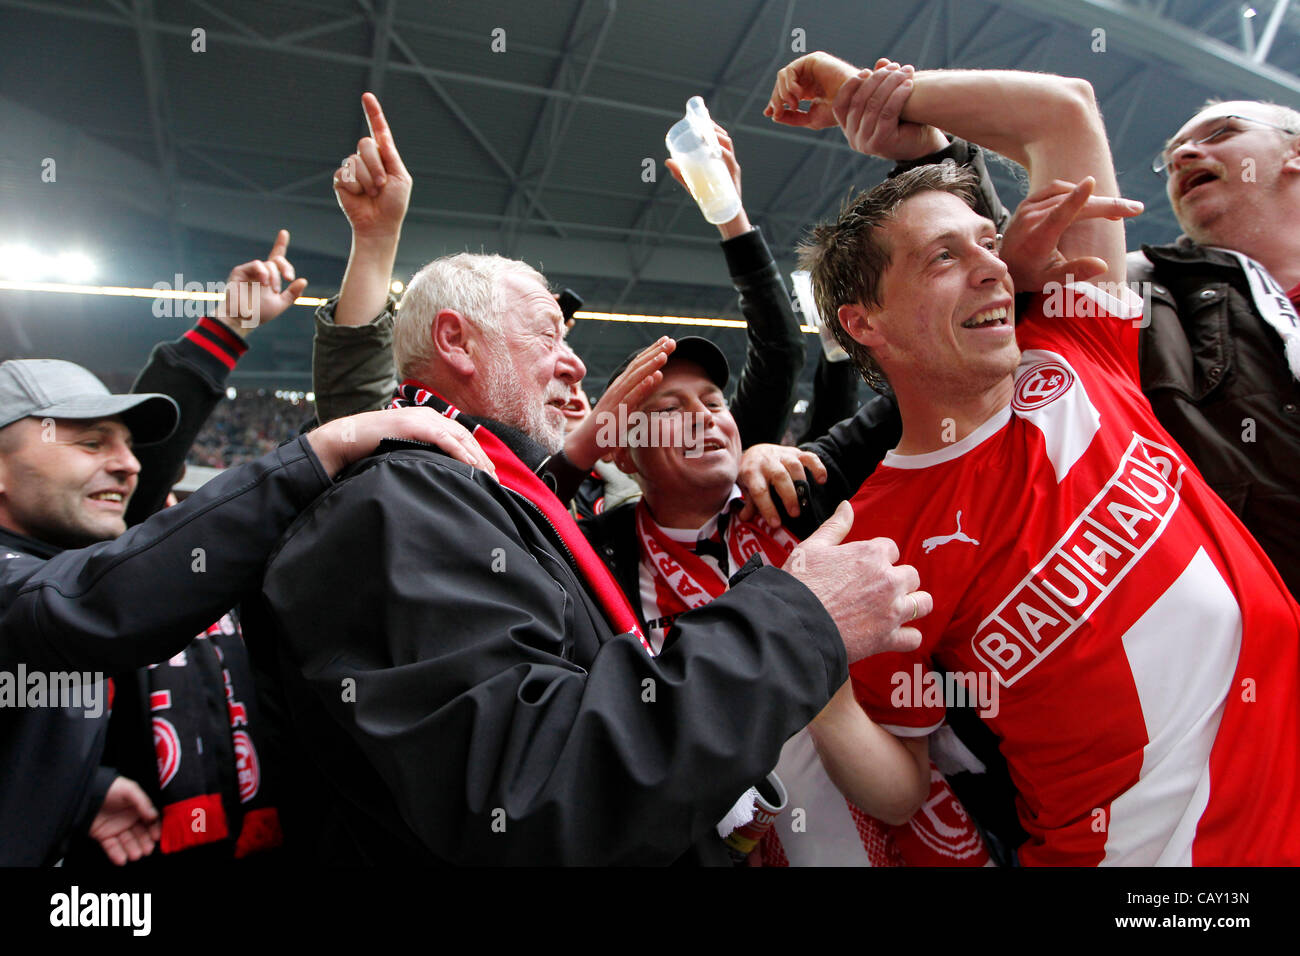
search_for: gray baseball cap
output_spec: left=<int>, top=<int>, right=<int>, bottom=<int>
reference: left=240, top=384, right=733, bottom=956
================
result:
left=0, top=359, right=179, bottom=445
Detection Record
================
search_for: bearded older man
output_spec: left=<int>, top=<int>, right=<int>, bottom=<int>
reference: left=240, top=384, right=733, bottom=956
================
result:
left=248, top=238, right=929, bottom=865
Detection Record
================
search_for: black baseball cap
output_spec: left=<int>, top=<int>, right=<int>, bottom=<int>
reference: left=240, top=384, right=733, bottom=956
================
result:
left=603, top=335, right=730, bottom=395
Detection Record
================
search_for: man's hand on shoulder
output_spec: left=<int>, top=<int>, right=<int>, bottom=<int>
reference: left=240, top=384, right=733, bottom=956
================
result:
left=737, top=442, right=828, bottom=526
left=783, top=501, right=929, bottom=662
left=307, top=406, right=497, bottom=479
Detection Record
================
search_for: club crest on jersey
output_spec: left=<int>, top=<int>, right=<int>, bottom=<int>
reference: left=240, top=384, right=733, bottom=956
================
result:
left=905, top=767, right=989, bottom=861
left=1013, top=361, right=1074, bottom=412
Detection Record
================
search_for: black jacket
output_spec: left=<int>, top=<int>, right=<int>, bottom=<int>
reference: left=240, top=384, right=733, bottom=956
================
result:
left=786, top=394, right=904, bottom=536
left=1132, top=243, right=1300, bottom=598
left=720, top=226, right=807, bottom=447
left=0, top=436, right=333, bottom=865
left=248, top=433, right=847, bottom=865
left=128, top=317, right=248, bottom=524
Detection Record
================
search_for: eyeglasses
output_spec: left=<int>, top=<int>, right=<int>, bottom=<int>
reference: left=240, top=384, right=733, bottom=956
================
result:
left=1153, top=114, right=1298, bottom=175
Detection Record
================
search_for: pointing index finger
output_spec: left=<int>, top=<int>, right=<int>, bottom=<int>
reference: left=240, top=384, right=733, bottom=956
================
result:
left=362, top=92, right=391, bottom=143
left=362, top=92, right=407, bottom=175
left=268, top=228, right=290, bottom=261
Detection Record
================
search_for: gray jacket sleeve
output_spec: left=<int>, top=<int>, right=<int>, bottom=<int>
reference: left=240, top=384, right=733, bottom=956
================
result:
left=312, top=293, right=399, bottom=423
left=722, top=226, right=807, bottom=447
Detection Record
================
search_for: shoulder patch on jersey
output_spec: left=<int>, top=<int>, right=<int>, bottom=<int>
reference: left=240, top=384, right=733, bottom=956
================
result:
left=1013, top=361, right=1074, bottom=412
left=1013, top=350, right=1100, bottom=484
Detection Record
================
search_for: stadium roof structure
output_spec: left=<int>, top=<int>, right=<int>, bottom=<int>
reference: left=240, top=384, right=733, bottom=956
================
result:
left=1, top=0, right=1297, bottom=392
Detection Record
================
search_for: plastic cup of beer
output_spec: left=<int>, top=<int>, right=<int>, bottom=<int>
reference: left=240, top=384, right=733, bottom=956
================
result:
left=665, top=96, right=743, bottom=225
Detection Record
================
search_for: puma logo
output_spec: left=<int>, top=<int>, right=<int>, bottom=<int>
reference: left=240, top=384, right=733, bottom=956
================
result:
left=922, top=510, right=980, bottom=554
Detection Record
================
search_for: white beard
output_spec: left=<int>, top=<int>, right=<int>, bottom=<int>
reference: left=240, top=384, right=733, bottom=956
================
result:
left=480, top=355, right=566, bottom=454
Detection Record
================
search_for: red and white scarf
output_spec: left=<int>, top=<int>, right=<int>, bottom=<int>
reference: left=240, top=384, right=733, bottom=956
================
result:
left=635, top=497, right=798, bottom=622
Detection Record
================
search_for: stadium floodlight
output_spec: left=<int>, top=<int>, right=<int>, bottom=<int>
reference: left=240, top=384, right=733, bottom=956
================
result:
left=0, top=245, right=44, bottom=281
left=55, top=252, right=95, bottom=283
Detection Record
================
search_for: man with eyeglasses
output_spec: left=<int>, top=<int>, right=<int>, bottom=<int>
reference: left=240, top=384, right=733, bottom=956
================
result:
left=795, top=92, right=1300, bottom=602
left=1136, top=102, right=1300, bottom=600
left=760, top=54, right=1300, bottom=866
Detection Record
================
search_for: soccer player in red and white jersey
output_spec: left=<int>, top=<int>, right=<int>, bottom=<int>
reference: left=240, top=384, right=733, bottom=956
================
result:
left=767, top=54, right=1300, bottom=865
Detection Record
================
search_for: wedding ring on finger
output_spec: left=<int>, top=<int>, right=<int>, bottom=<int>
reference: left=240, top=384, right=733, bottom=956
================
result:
left=908, top=592, right=920, bottom=622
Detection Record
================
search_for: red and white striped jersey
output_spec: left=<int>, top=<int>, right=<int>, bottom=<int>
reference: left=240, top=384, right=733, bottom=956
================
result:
left=847, top=282, right=1300, bottom=866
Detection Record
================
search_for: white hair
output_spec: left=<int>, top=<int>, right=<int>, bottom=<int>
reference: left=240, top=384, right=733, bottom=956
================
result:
left=393, top=252, right=549, bottom=380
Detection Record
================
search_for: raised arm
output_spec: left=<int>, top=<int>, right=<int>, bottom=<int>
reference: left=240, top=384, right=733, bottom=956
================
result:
left=332, top=92, right=412, bottom=327
left=129, top=230, right=308, bottom=521
left=769, top=54, right=1128, bottom=287
left=666, top=124, right=805, bottom=446
left=313, top=93, right=412, bottom=422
